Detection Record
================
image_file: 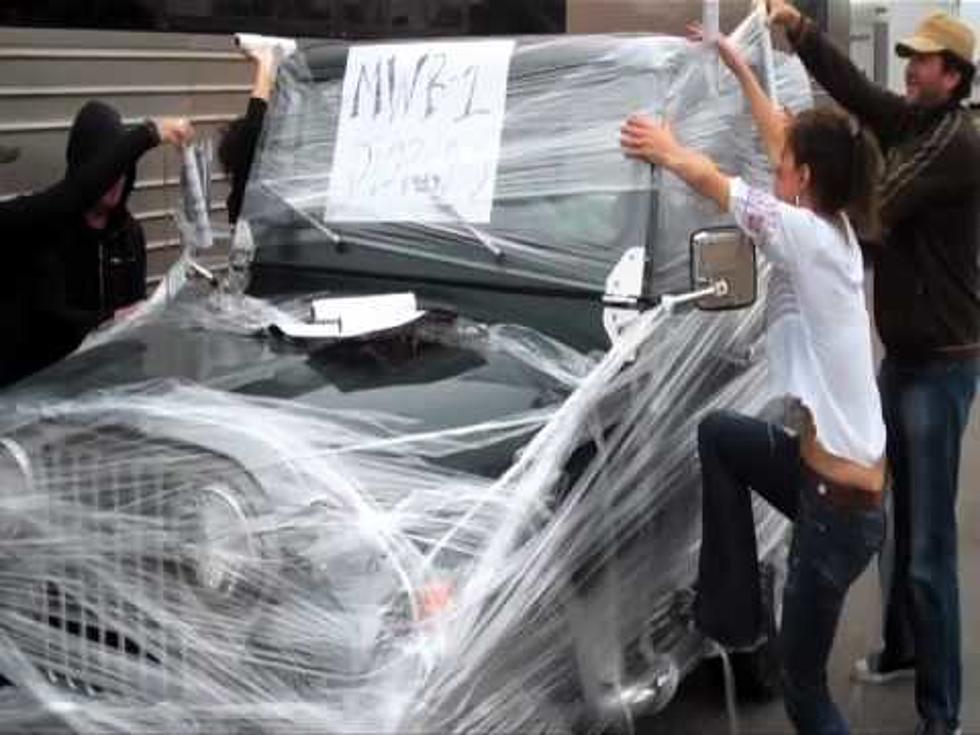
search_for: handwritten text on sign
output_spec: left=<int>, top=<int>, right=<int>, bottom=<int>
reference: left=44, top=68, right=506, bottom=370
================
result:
left=327, top=40, right=514, bottom=224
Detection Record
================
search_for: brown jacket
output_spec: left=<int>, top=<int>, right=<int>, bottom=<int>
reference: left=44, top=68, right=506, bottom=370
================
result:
left=789, top=17, right=980, bottom=359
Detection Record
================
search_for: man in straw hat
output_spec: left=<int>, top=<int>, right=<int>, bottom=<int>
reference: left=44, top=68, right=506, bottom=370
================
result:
left=767, top=3, right=979, bottom=734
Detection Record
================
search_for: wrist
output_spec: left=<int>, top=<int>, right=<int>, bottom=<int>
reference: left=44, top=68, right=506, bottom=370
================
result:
left=252, top=71, right=275, bottom=100
left=659, top=145, right=686, bottom=171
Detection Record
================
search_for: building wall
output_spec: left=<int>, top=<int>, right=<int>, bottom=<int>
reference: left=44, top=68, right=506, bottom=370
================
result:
left=567, top=0, right=756, bottom=35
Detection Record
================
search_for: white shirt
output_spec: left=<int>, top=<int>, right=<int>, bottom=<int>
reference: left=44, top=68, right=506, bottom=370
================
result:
left=728, top=177, right=886, bottom=468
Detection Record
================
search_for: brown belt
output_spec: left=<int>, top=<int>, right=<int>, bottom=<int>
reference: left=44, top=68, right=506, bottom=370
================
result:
left=812, top=476, right=884, bottom=512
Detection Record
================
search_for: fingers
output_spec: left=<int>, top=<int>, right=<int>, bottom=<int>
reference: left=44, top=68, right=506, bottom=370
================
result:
left=619, top=125, right=643, bottom=146
left=236, top=36, right=272, bottom=63
left=251, top=46, right=278, bottom=68
left=620, top=116, right=661, bottom=153
left=619, top=118, right=648, bottom=157
left=170, top=118, right=195, bottom=146
left=620, top=132, right=643, bottom=151
left=154, top=117, right=195, bottom=147
left=619, top=112, right=679, bottom=168
left=619, top=114, right=673, bottom=163
left=765, top=0, right=799, bottom=28
left=623, top=112, right=656, bottom=129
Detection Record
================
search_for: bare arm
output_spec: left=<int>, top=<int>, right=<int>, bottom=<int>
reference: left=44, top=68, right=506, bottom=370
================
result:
left=620, top=114, right=730, bottom=210
left=722, top=41, right=787, bottom=166
left=690, top=23, right=786, bottom=166
left=244, top=46, right=279, bottom=102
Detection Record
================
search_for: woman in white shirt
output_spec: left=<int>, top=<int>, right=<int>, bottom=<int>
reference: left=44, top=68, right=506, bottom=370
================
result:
left=621, top=30, right=885, bottom=735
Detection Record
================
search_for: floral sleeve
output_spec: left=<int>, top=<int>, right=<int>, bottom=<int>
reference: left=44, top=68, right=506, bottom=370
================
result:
left=728, top=177, right=792, bottom=267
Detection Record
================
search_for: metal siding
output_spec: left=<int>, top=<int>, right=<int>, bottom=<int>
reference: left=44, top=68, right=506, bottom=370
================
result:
left=567, top=0, right=757, bottom=34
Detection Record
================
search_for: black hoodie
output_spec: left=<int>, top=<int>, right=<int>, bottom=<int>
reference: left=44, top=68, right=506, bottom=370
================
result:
left=2, top=101, right=159, bottom=387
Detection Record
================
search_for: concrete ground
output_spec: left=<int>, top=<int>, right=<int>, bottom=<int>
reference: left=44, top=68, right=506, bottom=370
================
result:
left=646, top=400, right=980, bottom=734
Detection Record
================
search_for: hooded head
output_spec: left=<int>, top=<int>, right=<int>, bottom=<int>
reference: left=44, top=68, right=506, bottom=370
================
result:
left=66, top=100, right=137, bottom=228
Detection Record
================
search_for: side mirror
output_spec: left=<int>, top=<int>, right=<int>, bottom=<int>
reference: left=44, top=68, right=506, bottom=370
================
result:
left=689, top=227, right=757, bottom=311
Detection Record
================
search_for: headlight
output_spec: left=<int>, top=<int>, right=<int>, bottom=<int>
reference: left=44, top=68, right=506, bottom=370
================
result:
left=179, top=481, right=256, bottom=601
left=0, top=437, right=33, bottom=540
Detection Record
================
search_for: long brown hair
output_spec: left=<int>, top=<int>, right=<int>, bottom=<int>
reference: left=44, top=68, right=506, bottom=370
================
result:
left=786, top=108, right=882, bottom=239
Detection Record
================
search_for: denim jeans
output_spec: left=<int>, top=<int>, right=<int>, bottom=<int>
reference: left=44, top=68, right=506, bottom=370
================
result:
left=695, top=410, right=885, bottom=735
left=877, top=356, right=977, bottom=728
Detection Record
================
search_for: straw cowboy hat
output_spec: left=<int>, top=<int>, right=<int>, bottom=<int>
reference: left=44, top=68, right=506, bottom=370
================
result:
left=896, top=11, right=976, bottom=70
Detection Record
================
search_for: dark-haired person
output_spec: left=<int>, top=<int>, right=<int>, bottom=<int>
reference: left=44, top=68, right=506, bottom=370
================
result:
left=622, top=27, right=886, bottom=733
left=767, top=5, right=980, bottom=733
left=0, top=104, right=192, bottom=387
left=219, top=44, right=278, bottom=225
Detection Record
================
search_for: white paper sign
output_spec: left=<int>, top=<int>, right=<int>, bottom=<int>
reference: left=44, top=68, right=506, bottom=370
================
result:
left=326, top=40, right=515, bottom=224
left=270, top=293, right=425, bottom=340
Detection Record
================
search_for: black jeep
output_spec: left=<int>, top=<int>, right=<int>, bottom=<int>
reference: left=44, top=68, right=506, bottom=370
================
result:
left=0, top=16, right=810, bottom=733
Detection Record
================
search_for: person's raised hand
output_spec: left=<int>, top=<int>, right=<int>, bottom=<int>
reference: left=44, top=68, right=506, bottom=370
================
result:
left=620, top=114, right=680, bottom=167
left=153, top=117, right=194, bottom=147
left=243, top=45, right=277, bottom=71
left=237, top=40, right=279, bottom=100
left=766, top=0, right=802, bottom=31
left=687, top=22, right=744, bottom=72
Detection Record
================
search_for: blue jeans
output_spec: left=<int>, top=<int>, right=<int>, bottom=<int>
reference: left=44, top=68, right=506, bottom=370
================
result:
left=696, top=410, right=885, bottom=734
left=878, top=356, right=977, bottom=728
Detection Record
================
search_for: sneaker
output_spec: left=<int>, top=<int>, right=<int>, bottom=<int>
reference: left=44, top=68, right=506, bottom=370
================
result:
left=852, top=651, right=915, bottom=684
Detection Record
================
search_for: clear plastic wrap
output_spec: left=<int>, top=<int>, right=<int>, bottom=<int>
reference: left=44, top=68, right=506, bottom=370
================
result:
left=241, top=11, right=811, bottom=305
left=0, top=9, right=812, bottom=733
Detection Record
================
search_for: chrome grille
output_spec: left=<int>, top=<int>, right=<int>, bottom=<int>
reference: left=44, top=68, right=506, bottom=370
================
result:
left=19, top=425, right=207, bottom=700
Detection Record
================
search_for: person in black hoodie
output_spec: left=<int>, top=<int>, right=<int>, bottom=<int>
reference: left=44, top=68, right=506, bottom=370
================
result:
left=1, top=103, right=192, bottom=387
